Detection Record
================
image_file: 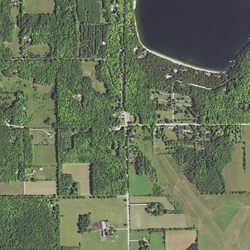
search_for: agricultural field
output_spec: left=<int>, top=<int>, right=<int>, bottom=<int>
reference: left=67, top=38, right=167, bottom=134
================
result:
left=33, top=145, right=57, bottom=165
left=25, top=181, right=56, bottom=195
left=0, top=182, right=24, bottom=195
left=24, top=0, right=55, bottom=14
left=30, top=128, right=55, bottom=145
left=165, top=231, right=197, bottom=250
left=130, top=196, right=175, bottom=210
left=62, top=163, right=90, bottom=196
left=60, top=198, right=127, bottom=247
left=212, top=200, right=241, bottom=232
left=150, top=232, right=164, bottom=250
left=129, top=173, right=152, bottom=196
left=130, top=206, right=187, bottom=229
left=224, top=144, right=250, bottom=191
left=82, top=61, right=106, bottom=93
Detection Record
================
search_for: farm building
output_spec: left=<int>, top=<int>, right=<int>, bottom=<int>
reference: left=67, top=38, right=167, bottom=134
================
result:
left=100, top=221, right=107, bottom=230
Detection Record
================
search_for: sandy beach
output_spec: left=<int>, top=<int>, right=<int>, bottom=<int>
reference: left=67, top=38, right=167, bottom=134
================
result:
left=133, top=0, right=221, bottom=73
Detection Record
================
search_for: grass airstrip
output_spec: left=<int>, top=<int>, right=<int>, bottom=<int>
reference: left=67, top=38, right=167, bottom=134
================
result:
left=60, top=198, right=127, bottom=247
left=62, top=163, right=90, bottom=196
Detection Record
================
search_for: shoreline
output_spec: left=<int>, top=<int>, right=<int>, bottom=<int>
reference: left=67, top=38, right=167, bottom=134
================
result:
left=133, top=0, right=221, bottom=74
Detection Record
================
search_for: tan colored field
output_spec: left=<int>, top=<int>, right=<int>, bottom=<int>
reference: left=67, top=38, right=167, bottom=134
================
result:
left=165, top=231, right=196, bottom=250
left=61, top=217, right=80, bottom=246
left=24, top=0, right=55, bottom=14
left=62, top=163, right=90, bottom=196
left=25, top=181, right=56, bottom=195
left=224, top=144, right=250, bottom=191
left=0, top=182, right=24, bottom=195
left=130, top=196, right=175, bottom=210
left=130, top=206, right=187, bottom=229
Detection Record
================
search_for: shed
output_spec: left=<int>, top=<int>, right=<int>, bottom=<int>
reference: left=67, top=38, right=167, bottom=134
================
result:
left=100, top=221, right=106, bottom=230
left=102, top=230, right=105, bottom=236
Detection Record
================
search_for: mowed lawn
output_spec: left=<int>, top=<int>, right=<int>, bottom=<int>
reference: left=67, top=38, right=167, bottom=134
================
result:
left=130, top=230, right=149, bottom=240
left=130, top=206, right=187, bottom=229
left=224, top=144, right=250, bottom=191
left=62, top=163, right=90, bottom=195
left=25, top=181, right=56, bottom=195
left=80, top=231, right=127, bottom=250
left=130, top=196, right=175, bottom=210
left=150, top=232, right=164, bottom=250
left=30, top=129, right=55, bottom=145
left=212, top=200, right=241, bottom=232
left=61, top=217, right=80, bottom=246
left=60, top=198, right=127, bottom=228
left=129, top=174, right=152, bottom=196
left=24, top=0, right=55, bottom=13
left=34, top=145, right=57, bottom=165
left=165, top=231, right=197, bottom=250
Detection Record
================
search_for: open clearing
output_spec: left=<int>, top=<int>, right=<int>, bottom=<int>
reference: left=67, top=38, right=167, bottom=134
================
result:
left=28, top=166, right=56, bottom=181
left=34, top=145, right=57, bottom=165
left=130, top=196, right=175, bottom=210
left=212, top=200, right=241, bottom=232
left=62, top=163, right=90, bottom=196
left=61, top=217, right=80, bottom=246
left=130, top=206, right=187, bottom=229
left=224, top=144, right=250, bottom=191
left=80, top=231, right=127, bottom=250
left=60, top=198, right=127, bottom=228
left=151, top=232, right=164, bottom=250
left=25, top=181, right=56, bottom=195
left=165, top=231, right=196, bottom=250
left=30, top=128, right=55, bottom=145
left=0, top=182, right=24, bottom=195
left=131, top=241, right=140, bottom=250
left=130, top=230, right=149, bottom=240
left=24, top=0, right=55, bottom=14
left=129, top=173, right=152, bottom=196
left=82, top=62, right=106, bottom=93
left=26, top=44, right=50, bottom=57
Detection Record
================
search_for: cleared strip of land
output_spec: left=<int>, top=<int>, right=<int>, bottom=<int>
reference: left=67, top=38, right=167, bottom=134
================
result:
left=25, top=181, right=56, bottom=195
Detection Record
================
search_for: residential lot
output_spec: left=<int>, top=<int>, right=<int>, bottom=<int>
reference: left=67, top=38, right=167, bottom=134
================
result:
left=130, top=206, right=187, bottom=229
left=62, top=163, right=90, bottom=196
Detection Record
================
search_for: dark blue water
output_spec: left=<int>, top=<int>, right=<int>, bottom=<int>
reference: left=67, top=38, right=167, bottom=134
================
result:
left=135, top=0, right=250, bottom=71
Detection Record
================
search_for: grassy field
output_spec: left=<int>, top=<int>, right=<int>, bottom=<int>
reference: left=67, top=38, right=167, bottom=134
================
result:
left=24, top=0, right=55, bottom=13
left=130, top=206, right=187, bottom=229
left=165, top=231, right=196, bottom=250
left=156, top=110, right=172, bottom=123
left=62, top=163, right=90, bottom=196
left=60, top=198, right=127, bottom=228
left=25, top=181, right=56, bottom=195
left=0, top=182, right=24, bottom=195
left=61, top=216, right=80, bottom=246
left=224, top=144, right=250, bottom=191
left=130, top=230, right=149, bottom=240
left=129, top=174, right=152, bottom=196
left=80, top=231, right=127, bottom=250
left=151, top=232, right=164, bottom=250
left=130, top=196, right=174, bottom=210
left=34, top=145, right=57, bottom=165
left=26, top=44, right=50, bottom=57
left=28, top=166, right=57, bottom=181
left=212, top=200, right=241, bottom=232
left=30, top=128, right=55, bottom=145
left=82, top=62, right=106, bottom=93
left=199, top=232, right=220, bottom=250
left=130, top=241, right=140, bottom=250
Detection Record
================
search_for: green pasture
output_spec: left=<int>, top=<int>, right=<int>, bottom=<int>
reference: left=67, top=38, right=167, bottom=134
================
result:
left=199, top=232, right=220, bottom=250
left=60, top=198, right=127, bottom=228
left=130, top=206, right=187, bottom=229
left=212, top=201, right=241, bottom=232
left=29, top=166, right=56, bottom=180
left=33, top=145, right=57, bottom=165
left=0, top=182, right=24, bottom=195
left=150, top=232, right=164, bottom=250
left=130, top=241, right=140, bottom=250
left=129, top=174, right=152, bottom=196
left=24, top=0, right=55, bottom=14
left=61, top=217, right=80, bottom=247
left=82, top=62, right=106, bottom=93
left=130, top=230, right=149, bottom=240
left=80, top=231, right=127, bottom=250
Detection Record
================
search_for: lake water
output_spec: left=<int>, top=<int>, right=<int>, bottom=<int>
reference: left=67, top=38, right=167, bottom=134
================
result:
left=135, top=0, right=250, bottom=71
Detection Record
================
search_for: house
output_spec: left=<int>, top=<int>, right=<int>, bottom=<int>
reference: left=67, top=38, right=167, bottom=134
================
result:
left=12, top=70, right=18, bottom=74
left=39, top=168, right=43, bottom=171
left=100, top=221, right=107, bottom=230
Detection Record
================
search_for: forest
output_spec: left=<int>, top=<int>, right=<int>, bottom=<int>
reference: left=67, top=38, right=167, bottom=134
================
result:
left=0, top=197, right=60, bottom=249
